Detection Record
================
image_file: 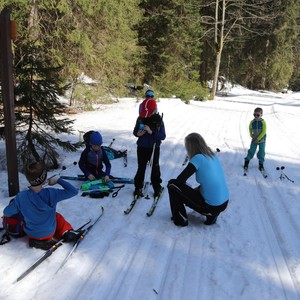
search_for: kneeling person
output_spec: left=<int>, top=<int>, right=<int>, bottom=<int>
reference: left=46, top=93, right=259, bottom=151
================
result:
left=168, top=133, right=229, bottom=226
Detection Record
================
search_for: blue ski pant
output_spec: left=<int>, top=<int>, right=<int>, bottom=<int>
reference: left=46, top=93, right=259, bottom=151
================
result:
left=245, top=141, right=266, bottom=164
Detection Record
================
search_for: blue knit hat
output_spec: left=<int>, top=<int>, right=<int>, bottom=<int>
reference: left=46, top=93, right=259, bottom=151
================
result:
left=90, top=131, right=103, bottom=145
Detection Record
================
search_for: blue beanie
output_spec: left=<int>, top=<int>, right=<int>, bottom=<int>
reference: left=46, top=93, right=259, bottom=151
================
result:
left=90, top=131, right=103, bottom=145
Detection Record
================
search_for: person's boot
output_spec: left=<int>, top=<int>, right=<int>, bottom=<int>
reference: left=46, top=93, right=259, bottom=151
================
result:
left=133, top=188, right=143, bottom=198
left=204, top=215, right=218, bottom=225
left=243, top=160, right=249, bottom=169
left=259, top=163, right=264, bottom=171
left=62, top=229, right=83, bottom=242
left=29, top=239, right=57, bottom=250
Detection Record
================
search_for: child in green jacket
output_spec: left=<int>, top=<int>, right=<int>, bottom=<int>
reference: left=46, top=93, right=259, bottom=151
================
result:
left=244, top=107, right=267, bottom=171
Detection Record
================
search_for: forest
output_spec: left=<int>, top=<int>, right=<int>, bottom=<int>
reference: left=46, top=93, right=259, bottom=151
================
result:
left=0, top=0, right=300, bottom=168
left=1, top=0, right=300, bottom=102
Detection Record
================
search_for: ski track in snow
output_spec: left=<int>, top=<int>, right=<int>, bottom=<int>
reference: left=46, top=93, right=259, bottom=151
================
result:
left=1, top=88, right=300, bottom=300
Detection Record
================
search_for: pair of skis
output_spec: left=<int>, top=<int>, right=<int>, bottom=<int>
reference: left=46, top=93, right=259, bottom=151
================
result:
left=124, top=187, right=164, bottom=217
left=243, top=167, right=267, bottom=178
left=16, top=206, right=104, bottom=282
left=60, top=174, right=134, bottom=184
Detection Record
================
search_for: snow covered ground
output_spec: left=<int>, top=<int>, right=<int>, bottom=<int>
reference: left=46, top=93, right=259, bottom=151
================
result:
left=0, top=86, right=300, bottom=300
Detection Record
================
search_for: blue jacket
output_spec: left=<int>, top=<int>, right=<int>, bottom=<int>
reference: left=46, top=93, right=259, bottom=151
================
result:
left=79, top=146, right=111, bottom=179
left=189, top=154, right=229, bottom=206
left=133, top=115, right=166, bottom=148
left=3, top=178, right=78, bottom=238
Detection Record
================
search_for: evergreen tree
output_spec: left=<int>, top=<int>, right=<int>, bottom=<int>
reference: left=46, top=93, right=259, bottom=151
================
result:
left=137, top=0, right=207, bottom=100
left=14, top=44, right=79, bottom=168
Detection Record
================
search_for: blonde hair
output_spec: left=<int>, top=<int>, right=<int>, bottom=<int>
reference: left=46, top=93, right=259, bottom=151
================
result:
left=185, top=133, right=214, bottom=159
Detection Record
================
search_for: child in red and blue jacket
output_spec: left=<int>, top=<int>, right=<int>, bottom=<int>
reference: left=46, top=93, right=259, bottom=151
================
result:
left=133, top=90, right=166, bottom=198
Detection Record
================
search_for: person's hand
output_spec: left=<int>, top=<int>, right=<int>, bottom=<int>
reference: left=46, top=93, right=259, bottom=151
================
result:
left=104, top=175, right=110, bottom=182
left=48, top=176, right=58, bottom=186
left=88, top=174, right=96, bottom=181
left=144, top=125, right=152, bottom=134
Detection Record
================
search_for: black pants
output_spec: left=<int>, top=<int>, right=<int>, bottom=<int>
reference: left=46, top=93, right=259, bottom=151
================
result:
left=134, top=146, right=162, bottom=192
left=167, top=179, right=228, bottom=224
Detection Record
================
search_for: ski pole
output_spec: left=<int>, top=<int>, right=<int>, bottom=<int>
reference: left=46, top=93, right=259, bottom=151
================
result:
left=108, top=138, right=115, bottom=148
left=43, top=162, right=78, bottom=187
left=143, top=143, right=156, bottom=199
left=276, top=166, right=294, bottom=183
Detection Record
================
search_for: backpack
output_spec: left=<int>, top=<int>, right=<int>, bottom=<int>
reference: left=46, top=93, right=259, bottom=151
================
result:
left=0, top=212, right=25, bottom=245
left=83, top=130, right=127, bottom=161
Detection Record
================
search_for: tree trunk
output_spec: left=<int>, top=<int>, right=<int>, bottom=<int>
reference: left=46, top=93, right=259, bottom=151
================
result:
left=211, top=0, right=225, bottom=100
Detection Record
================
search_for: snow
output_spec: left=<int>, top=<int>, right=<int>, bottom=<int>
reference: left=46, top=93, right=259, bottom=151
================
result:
left=1, top=86, right=300, bottom=300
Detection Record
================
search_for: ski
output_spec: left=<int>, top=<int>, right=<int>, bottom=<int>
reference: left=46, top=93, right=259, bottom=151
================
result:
left=146, top=187, right=164, bottom=217
left=60, top=175, right=134, bottom=184
left=55, top=206, right=104, bottom=273
left=16, top=218, right=92, bottom=282
left=259, top=169, right=268, bottom=178
left=124, top=194, right=140, bottom=215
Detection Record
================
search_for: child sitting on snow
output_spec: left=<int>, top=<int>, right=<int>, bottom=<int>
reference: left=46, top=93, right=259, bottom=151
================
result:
left=3, top=161, right=80, bottom=250
left=79, top=131, right=111, bottom=182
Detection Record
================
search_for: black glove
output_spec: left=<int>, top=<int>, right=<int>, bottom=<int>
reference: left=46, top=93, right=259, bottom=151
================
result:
left=167, top=179, right=178, bottom=187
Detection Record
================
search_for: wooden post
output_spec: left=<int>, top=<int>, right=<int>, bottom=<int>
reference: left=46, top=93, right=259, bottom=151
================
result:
left=0, top=7, right=20, bottom=196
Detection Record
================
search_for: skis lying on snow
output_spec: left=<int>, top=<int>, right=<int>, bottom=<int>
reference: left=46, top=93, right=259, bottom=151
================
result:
left=124, top=187, right=164, bottom=216
left=16, top=207, right=104, bottom=282
left=60, top=174, right=134, bottom=184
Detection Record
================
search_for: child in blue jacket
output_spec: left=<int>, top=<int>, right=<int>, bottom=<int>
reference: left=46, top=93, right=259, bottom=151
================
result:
left=3, top=161, right=80, bottom=250
left=133, top=91, right=166, bottom=198
left=244, top=107, right=267, bottom=171
left=79, top=131, right=111, bottom=182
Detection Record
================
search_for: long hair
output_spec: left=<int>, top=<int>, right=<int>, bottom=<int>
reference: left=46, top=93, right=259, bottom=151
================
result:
left=185, top=133, right=214, bottom=159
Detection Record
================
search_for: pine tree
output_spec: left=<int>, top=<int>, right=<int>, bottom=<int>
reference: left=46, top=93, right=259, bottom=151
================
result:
left=14, top=44, right=79, bottom=168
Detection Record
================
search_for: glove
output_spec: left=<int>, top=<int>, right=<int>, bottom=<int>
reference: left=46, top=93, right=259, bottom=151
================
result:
left=167, top=179, right=178, bottom=187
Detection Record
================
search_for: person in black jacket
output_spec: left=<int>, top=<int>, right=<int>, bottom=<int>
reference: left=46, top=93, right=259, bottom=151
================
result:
left=133, top=92, right=166, bottom=198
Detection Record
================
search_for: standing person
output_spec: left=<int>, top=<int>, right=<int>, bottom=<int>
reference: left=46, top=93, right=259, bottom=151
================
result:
left=3, top=161, right=80, bottom=250
left=244, top=107, right=267, bottom=171
left=79, top=131, right=111, bottom=182
left=167, top=133, right=229, bottom=226
left=133, top=90, right=166, bottom=198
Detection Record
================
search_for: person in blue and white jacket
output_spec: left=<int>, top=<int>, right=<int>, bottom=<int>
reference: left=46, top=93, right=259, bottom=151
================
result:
left=3, top=161, right=79, bottom=250
left=167, top=133, right=229, bottom=226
